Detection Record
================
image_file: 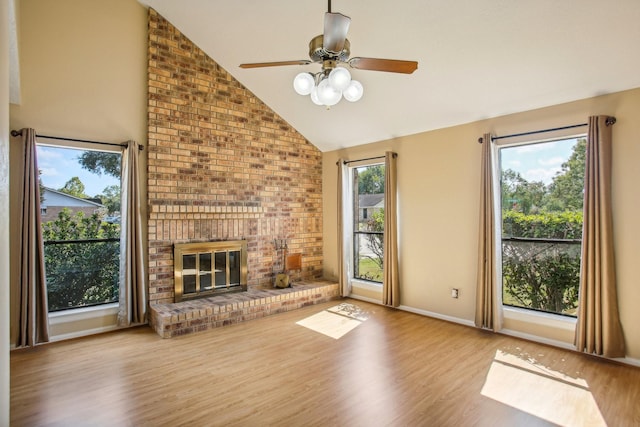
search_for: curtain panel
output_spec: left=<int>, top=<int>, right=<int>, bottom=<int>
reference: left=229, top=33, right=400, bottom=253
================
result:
left=382, top=152, right=400, bottom=307
left=118, top=140, right=147, bottom=326
left=574, top=116, right=625, bottom=358
left=16, top=128, right=50, bottom=346
left=475, top=133, right=500, bottom=331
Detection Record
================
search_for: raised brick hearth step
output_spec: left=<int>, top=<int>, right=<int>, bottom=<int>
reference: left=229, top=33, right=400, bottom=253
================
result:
left=149, top=280, right=340, bottom=338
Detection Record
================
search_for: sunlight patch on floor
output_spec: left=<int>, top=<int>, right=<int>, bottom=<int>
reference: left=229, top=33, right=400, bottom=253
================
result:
left=296, top=303, right=368, bottom=339
left=481, top=350, right=606, bottom=427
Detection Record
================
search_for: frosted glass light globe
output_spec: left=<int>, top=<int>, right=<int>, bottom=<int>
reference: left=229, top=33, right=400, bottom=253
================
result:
left=293, top=72, right=315, bottom=95
left=328, top=67, right=351, bottom=91
left=343, top=80, right=364, bottom=102
left=317, top=78, right=342, bottom=106
left=310, top=86, right=323, bottom=106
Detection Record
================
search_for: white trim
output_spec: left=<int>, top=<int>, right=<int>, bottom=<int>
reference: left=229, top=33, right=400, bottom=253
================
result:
left=500, top=328, right=640, bottom=368
left=499, top=328, right=575, bottom=351
left=347, top=294, right=381, bottom=304
left=618, top=357, right=640, bottom=368
left=398, top=305, right=476, bottom=327
left=10, top=303, right=120, bottom=349
left=493, top=132, right=587, bottom=148
left=48, top=302, right=118, bottom=325
left=347, top=296, right=477, bottom=328
left=503, top=306, right=576, bottom=332
left=351, top=279, right=382, bottom=292
left=48, top=303, right=119, bottom=342
left=351, top=299, right=640, bottom=368
left=49, top=325, right=120, bottom=343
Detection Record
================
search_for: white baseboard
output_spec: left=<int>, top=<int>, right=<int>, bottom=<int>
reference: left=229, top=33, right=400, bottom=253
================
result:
left=398, top=305, right=476, bottom=327
left=619, top=357, right=640, bottom=367
left=346, top=294, right=381, bottom=304
left=9, top=324, right=121, bottom=350
left=348, top=296, right=640, bottom=368
left=348, top=295, right=477, bottom=328
left=499, top=328, right=575, bottom=351
left=495, top=329, right=640, bottom=368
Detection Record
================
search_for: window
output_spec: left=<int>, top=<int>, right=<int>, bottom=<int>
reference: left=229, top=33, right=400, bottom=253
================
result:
left=351, top=163, right=384, bottom=283
left=498, top=136, right=585, bottom=317
left=37, top=144, right=122, bottom=312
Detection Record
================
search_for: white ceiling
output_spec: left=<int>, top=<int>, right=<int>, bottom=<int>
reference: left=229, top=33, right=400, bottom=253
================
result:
left=139, top=0, right=640, bottom=152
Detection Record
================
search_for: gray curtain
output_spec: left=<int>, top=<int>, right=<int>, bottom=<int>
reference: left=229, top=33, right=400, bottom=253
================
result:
left=17, top=128, right=50, bottom=346
left=118, top=140, right=147, bottom=325
left=382, top=152, right=400, bottom=307
left=575, top=116, right=625, bottom=357
left=475, top=133, right=499, bottom=331
left=337, top=159, right=350, bottom=297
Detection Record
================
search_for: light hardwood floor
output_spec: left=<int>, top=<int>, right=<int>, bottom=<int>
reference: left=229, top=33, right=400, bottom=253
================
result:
left=10, top=299, right=640, bottom=426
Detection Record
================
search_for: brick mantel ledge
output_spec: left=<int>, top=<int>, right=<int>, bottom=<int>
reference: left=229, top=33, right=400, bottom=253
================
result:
left=149, top=280, right=340, bottom=338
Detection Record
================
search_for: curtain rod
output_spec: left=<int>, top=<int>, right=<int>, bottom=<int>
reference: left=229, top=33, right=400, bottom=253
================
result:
left=477, top=117, right=616, bottom=144
left=337, top=153, right=397, bottom=165
left=10, top=129, right=144, bottom=151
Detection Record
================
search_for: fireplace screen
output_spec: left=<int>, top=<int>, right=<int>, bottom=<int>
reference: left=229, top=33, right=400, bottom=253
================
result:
left=174, top=240, right=247, bottom=302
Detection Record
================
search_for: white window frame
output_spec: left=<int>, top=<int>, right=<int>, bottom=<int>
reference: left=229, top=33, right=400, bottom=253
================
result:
left=493, top=134, right=585, bottom=329
left=37, top=141, right=124, bottom=329
left=347, top=160, right=385, bottom=290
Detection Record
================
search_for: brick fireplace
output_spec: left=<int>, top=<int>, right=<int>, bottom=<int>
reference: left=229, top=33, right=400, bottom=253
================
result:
left=146, top=9, right=324, bottom=307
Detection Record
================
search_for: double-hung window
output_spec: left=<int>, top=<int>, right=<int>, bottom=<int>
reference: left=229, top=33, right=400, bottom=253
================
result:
left=37, top=144, right=123, bottom=312
left=350, top=163, right=385, bottom=284
left=497, top=136, right=586, bottom=317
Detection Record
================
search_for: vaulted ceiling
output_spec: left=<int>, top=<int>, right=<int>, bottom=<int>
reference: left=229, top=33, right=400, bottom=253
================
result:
left=139, top=0, right=640, bottom=152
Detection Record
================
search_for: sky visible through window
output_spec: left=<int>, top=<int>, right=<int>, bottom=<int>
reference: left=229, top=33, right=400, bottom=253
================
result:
left=500, top=138, right=579, bottom=185
left=36, top=145, right=119, bottom=197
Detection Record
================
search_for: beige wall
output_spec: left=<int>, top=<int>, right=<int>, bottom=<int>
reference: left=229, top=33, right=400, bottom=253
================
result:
left=323, top=88, right=640, bottom=360
left=9, top=0, right=147, bottom=342
left=1, top=0, right=12, bottom=421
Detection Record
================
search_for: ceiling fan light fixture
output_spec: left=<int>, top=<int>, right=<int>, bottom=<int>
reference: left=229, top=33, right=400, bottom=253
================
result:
left=293, top=72, right=315, bottom=95
left=328, top=67, right=351, bottom=91
left=343, top=80, right=364, bottom=102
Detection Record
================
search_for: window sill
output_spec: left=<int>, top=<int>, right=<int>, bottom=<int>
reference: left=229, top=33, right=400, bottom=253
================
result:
left=351, top=279, right=382, bottom=292
left=49, top=302, right=119, bottom=325
left=503, top=306, right=576, bottom=332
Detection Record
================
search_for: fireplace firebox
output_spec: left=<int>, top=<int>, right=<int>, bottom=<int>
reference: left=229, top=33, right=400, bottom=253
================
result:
left=173, top=240, right=248, bottom=302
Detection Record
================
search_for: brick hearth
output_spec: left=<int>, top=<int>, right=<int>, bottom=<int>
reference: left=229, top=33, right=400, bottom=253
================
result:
left=150, top=281, right=339, bottom=338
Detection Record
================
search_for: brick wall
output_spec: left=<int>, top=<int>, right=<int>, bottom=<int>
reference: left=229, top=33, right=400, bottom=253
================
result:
left=147, top=9, right=324, bottom=305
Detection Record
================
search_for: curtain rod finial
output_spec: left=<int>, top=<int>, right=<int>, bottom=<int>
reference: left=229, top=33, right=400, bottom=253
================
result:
left=11, top=130, right=22, bottom=137
left=478, top=137, right=484, bottom=144
left=606, top=117, right=617, bottom=126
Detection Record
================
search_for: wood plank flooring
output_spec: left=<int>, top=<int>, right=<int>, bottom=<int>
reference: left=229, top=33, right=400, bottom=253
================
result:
left=10, top=299, right=640, bottom=426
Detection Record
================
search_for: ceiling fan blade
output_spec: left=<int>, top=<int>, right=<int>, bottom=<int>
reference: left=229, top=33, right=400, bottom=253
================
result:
left=239, top=60, right=312, bottom=69
left=348, top=57, right=418, bottom=74
left=323, top=12, right=351, bottom=53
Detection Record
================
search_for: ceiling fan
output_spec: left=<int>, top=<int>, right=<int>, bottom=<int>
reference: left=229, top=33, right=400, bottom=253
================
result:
left=239, top=0, right=418, bottom=107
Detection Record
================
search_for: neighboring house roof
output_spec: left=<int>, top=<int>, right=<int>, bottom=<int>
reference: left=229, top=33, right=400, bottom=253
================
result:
left=41, top=187, right=105, bottom=208
left=359, top=194, right=384, bottom=209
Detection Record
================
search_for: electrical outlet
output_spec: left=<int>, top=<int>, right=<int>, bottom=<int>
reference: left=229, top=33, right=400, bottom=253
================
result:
left=451, top=288, right=459, bottom=299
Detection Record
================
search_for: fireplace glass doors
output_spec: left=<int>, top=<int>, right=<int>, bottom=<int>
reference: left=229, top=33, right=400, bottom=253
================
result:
left=174, top=240, right=247, bottom=302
